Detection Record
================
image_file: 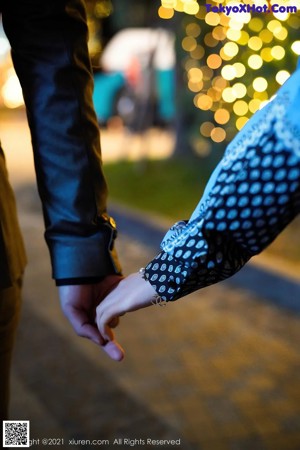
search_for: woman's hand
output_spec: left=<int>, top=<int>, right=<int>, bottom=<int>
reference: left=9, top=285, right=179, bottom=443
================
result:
left=95, top=272, right=158, bottom=349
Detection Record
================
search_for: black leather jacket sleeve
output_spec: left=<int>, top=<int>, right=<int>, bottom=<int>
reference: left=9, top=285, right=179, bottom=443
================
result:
left=2, top=0, right=122, bottom=280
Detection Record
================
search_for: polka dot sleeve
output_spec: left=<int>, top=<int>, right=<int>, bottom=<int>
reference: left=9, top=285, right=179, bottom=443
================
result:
left=143, top=74, right=300, bottom=302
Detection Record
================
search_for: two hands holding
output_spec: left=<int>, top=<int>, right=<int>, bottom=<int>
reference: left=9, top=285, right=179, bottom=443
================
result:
left=58, top=273, right=158, bottom=361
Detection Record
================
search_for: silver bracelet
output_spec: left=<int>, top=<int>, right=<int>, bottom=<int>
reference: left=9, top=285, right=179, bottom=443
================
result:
left=139, top=268, right=167, bottom=307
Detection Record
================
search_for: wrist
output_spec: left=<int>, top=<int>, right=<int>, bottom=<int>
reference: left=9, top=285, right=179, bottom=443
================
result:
left=138, top=268, right=167, bottom=306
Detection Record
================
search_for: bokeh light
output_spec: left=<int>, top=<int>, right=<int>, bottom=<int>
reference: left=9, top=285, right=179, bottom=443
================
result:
left=159, top=0, right=300, bottom=145
left=260, top=47, right=273, bottom=62
left=211, top=127, right=226, bottom=143
left=248, top=54, right=263, bottom=69
left=248, top=36, right=263, bottom=51
left=158, top=6, right=175, bottom=19
left=253, top=77, right=268, bottom=92
left=233, top=62, right=246, bottom=78
left=204, top=32, right=219, bottom=47
left=291, top=41, right=300, bottom=55
left=205, top=12, right=220, bottom=27
left=259, top=29, right=273, bottom=44
left=186, top=22, right=201, bottom=37
left=214, top=108, right=230, bottom=124
left=226, top=28, right=241, bottom=41
left=236, top=116, right=249, bottom=130
left=183, top=1, right=199, bottom=15
left=223, top=41, right=239, bottom=58
left=237, top=30, right=250, bottom=45
left=221, top=64, right=236, bottom=80
left=207, top=53, right=222, bottom=69
left=188, top=67, right=203, bottom=82
left=232, top=82, right=247, bottom=98
left=213, top=26, right=227, bottom=41
left=275, top=70, right=290, bottom=85
left=196, top=94, right=213, bottom=110
left=222, top=87, right=237, bottom=103
left=182, top=36, right=197, bottom=51
left=200, top=121, right=214, bottom=137
left=190, top=45, right=205, bottom=59
left=233, top=100, right=248, bottom=116
left=271, top=45, right=285, bottom=60
left=161, top=0, right=175, bottom=6
left=212, top=76, right=228, bottom=90
left=248, top=17, right=264, bottom=32
left=249, top=98, right=261, bottom=114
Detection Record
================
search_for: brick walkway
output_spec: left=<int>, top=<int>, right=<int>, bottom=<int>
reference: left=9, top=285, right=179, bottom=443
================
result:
left=10, top=185, right=300, bottom=450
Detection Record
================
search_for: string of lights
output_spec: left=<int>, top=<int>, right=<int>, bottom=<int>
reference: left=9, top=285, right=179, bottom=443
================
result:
left=159, top=0, right=300, bottom=148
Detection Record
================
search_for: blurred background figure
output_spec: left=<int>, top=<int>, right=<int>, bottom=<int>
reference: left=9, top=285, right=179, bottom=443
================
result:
left=93, top=27, right=176, bottom=130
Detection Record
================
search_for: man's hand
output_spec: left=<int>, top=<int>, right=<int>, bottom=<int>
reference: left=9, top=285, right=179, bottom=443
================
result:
left=58, top=275, right=125, bottom=361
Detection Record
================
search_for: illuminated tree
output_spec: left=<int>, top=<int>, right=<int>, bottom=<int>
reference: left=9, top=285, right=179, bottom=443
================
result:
left=159, top=0, right=300, bottom=158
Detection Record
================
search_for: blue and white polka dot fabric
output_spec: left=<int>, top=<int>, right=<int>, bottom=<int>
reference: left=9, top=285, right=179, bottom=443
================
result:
left=144, top=64, right=300, bottom=301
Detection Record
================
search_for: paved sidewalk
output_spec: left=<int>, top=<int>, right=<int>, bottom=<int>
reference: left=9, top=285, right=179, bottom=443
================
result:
left=8, top=184, right=300, bottom=450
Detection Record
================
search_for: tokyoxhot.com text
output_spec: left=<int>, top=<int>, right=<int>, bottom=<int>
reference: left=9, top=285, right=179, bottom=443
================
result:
left=205, top=3, right=298, bottom=15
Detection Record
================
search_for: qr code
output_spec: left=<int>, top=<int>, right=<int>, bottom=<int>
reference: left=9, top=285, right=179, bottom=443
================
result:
left=3, top=421, right=30, bottom=448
